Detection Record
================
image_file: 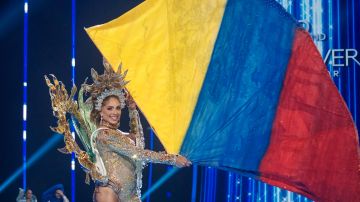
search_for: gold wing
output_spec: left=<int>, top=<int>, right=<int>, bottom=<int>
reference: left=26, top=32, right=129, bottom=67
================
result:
left=45, top=75, right=106, bottom=183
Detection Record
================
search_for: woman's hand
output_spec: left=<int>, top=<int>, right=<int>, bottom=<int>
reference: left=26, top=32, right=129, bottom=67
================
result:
left=175, top=155, right=192, bottom=168
left=127, top=94, right=137, bottom=110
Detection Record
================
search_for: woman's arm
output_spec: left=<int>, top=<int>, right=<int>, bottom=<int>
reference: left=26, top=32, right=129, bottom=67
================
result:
left=16, top=188, right=24, bottom=201
left=97, top=130, right=190, bottom=167
left=127, top=95, right=145, bottom=149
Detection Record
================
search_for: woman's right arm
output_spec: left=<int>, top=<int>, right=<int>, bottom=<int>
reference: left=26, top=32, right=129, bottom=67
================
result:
left=97, top=130, right=190, bottom=167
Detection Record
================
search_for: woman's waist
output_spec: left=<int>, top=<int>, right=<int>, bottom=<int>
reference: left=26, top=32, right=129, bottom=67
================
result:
left=95, top=177, right=137, bottom=196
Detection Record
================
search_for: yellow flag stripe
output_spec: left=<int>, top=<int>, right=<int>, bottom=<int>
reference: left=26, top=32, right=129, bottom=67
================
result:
left=86, top=0, right=227, bottom=153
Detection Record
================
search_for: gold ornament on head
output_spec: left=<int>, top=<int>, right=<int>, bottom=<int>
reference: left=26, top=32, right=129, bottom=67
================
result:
left=83, top=58, right=129, bottom=111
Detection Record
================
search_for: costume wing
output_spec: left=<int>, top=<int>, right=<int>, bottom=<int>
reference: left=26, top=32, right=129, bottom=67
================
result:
left=70, top=85, right=97, bottom=162
left=78, top=85, right=97, bottom=133
left=45, top=75, right=106, bottom=183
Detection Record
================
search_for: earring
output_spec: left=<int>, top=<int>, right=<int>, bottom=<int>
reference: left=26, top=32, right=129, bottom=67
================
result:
left=100, top=115, right=103, bottom=125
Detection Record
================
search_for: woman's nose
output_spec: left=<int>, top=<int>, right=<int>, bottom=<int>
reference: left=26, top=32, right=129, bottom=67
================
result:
left=113, top=110, right=120, bottom=115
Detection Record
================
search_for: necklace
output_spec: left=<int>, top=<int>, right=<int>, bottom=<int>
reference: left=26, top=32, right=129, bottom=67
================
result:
left=100, top=121, right=119, bottom=130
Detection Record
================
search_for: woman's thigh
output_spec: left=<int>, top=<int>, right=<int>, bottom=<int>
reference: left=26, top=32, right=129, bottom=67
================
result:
left=93, top=186, right=119, bottom=202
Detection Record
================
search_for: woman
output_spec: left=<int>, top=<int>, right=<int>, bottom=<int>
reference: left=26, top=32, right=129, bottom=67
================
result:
left=89, top=94, right=190, bottom=202
left=83, top=60, right=191, bottom=202
left=45, top=60, right=190, bottom=202
left=41, top=184, right=69, bottom=202
left=16, top=188, right=37, bottom=202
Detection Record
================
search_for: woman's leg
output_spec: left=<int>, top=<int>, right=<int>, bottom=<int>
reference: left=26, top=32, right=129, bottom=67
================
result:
left=93, top=186, right=119, bottom=202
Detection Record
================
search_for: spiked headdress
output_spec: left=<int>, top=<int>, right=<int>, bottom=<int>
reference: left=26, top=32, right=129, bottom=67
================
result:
left=83, top=58, right=129, bottom=110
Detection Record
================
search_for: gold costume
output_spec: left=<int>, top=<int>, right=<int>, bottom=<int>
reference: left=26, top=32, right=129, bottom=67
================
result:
left=45, top=59, right=179, bottom=202
left=94, top=128, right=176, bottom=201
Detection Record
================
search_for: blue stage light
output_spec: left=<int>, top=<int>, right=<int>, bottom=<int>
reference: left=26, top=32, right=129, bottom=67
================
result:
left=0, top=134, right=62, bottom=193
left=145, top=129, right=154, bottom=202
left=141, top=168, right=180, bottom=200
left=71, top=1, right=76, bottom=201
left=191, top=165, right=198, bottom=202
left=22, top=0, right=28, bottom=192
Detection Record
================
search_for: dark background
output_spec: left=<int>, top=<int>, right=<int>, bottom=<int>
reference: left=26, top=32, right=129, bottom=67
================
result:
left=0, top=0, right=194, bottom=201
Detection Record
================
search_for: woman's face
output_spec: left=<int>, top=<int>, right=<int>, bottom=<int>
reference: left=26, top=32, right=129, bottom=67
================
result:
left=100, top=96, right=121, bottom=126
left=26, top=189, right=33, bottom=199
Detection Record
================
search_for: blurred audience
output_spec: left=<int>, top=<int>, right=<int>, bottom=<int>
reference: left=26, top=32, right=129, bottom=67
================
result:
left=41, top=184, right=69, bottom=202
left=16, top=188, right=38, bottom=202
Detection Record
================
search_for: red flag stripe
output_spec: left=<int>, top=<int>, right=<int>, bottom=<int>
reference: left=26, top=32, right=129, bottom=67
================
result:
left=259, top=29, right=360, bottom=202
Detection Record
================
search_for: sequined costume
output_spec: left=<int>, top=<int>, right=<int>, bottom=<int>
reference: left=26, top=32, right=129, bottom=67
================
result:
left=93, top=127, right=177, bottom=201
left=45, top=59, right=180, bottom=202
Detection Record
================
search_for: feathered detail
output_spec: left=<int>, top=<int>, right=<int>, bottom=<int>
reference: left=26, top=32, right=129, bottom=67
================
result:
left=45, top=72, right=108, bottom=183
left=45, top=60, right=129, bottom=184
left=57, top=147, right=72, bottom=154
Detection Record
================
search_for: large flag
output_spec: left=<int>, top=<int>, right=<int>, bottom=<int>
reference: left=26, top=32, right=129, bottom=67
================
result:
left=85, top=0, right=360, bottom=201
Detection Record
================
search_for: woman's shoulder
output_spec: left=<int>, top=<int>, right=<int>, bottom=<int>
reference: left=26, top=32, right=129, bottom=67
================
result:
left=95, top=128, right=127, bottom=134
left=93, top=128, right=112, bottom=142
left=118, top=129, right=129, bottom=136
left=96, top=128, right=127, bottom=140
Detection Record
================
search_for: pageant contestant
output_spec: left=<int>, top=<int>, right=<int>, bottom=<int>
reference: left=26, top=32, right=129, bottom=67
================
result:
left=45, top=59, right=191, bottom=202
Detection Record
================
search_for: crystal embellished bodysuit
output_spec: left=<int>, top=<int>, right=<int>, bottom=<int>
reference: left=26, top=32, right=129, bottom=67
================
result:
left=94, top=128, right=177, bottom=202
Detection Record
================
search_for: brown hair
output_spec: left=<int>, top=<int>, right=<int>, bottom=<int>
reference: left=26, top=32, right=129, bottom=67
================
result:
left=90, top=95, right=121, bottom=126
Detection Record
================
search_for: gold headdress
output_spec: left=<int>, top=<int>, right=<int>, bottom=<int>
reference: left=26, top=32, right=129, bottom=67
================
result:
left=44, top=59, right=129, bottom=184
left=84, top=59, right=129, bottom=110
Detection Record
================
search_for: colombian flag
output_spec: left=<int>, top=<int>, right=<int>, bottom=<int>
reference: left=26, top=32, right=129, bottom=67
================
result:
left=85, top=0, right=360, bottom=201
